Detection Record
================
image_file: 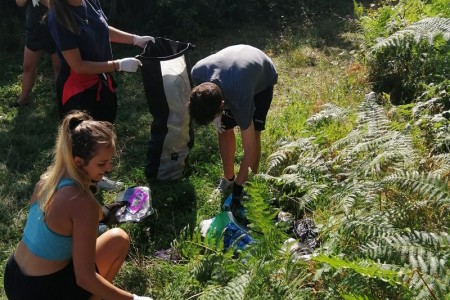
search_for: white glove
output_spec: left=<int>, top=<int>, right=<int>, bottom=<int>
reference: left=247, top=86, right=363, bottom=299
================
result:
left=213, top=114, right=225, bottom=134
left=32, top=0, right=40, bottom=6
left=133, top=295, right=153, bottom=300
left=133, top=35, right=155, bottom=48
left=116, top=58, right=142, bottom=72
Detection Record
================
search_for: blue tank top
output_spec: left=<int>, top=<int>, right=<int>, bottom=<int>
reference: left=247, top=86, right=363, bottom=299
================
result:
left=22, top=179, right=76, bottom=261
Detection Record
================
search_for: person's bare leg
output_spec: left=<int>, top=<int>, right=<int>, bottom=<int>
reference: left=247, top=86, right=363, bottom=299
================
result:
left=254, top=131, right=262, bottom=174
left=17, top=47, right=43, bottom=105
left=95, top=228, right=130, bottom=282
left=218, top=128, right=236, bottom=180
left=50, top=52, right=60, bottom=79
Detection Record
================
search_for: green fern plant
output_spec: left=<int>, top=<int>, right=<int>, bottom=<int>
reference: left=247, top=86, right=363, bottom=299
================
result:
left=306, top=103, right=350, bottom=126
left=368, top=17, right=450, bottom=104
left=156, top=88, right=450, bottom=299
left=260, top=91, right=450, bottom=299
left=370, top=17, right=450, bottom=52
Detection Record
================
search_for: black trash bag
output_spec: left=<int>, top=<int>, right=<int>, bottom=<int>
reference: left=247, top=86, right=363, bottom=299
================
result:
left=137, top=38, right=195, bottom=181
left=293, top=218, right=320, bottom=255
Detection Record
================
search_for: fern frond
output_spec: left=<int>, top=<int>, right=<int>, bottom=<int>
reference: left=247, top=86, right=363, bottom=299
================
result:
left=371, top=17, right=450, bottom=53
left=382, top=171, right=450, bottom=204
left=334, top=130, right=417, bottom=179
left=427, top=153, right=450, bottom=177
left=334, top=182, right=383, bottom=215
left=353, top=215, right=394, bottom=239
left=266, top=138, right=317, bottom=175
left=313, top=254, right=404, bottom=285
left=306, top=103, right=349, bottom=126
left=361, top=229, right=450, bottom=277
left=410, top=230, right=450, bottom=250
left=405, top=269, right=449, bottom=300
left=200, top=271, right=251, bottom=300
left=331, top=92, right=395, bottom=165
left=259, top=172, right=329, bottom=210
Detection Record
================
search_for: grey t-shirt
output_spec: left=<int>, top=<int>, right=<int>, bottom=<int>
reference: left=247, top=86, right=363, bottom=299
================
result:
left=191, top=44, right=278, bottom=130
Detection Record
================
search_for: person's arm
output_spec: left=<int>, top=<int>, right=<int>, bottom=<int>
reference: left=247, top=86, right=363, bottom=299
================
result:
left=16, top=0, right=27, bottom=7
left=61, top=48, right=117, bottom=74
left=71, top=193, right=133, bottom=300
left=39, top=0, right=49, bottom=8
left=109, top=26, right=154, bottom=48
left=62, top=47, right=142, bottom=74
left=235, top=121, right=260, bottom=186
left=108, top=26, right=134, bottom=45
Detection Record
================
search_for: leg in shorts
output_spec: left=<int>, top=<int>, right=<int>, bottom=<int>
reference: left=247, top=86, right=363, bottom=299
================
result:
left=3, top=255, right=91, bottom=300
left=26, top=22, right=56, bottom=54
left=221, top=85, right=274, bottom=131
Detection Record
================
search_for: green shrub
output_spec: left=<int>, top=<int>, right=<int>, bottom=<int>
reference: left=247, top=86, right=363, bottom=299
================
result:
left=367, top=18, right=450, bottom=104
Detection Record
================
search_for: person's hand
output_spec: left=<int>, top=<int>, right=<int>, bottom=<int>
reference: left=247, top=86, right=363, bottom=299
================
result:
left=16, top=0, right=28, bottom=7
left=213, top=114, right=225, bottom=134
left=116, top=58, right=142, bottom=72
left=133, top=35, right=155, bottom=48
left=100, top=201, right=127, bottom=227
left=133, top=295, right=153, bottom=300
left=223, top=193, right=248, bottom=226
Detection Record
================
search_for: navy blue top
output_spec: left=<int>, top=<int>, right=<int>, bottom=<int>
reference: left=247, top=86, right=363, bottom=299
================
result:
left=48, top=0, right=112, bottom=73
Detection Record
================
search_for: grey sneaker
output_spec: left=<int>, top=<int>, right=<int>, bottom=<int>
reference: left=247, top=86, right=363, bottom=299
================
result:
left=97, top=176, right=124, bottom=191
left=216, top=177, right=234, bottom=194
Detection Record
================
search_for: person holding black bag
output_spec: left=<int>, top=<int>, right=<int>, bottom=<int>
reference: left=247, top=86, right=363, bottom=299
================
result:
left=48, top=0, right=153, bottom=123
left=48, top=0, right=154, bottom=188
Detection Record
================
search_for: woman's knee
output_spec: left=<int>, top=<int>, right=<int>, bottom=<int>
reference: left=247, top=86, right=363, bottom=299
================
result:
left=102, top=228, right=130, bottom=256
left=108, top=227, right=130, bottom=246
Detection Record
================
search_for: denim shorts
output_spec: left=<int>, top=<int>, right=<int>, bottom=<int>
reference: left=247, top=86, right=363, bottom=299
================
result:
left=3, top=255, right=91, bottom=300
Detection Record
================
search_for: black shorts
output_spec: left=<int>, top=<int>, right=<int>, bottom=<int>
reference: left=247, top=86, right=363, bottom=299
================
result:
left=221, top=85, right=274, bottom=131
left=3, top=255, right=91, bottom=300
left=26, top=23, right=56, bottom=54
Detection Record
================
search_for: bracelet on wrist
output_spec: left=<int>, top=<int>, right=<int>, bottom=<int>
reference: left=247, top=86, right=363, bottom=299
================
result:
left=112, top=60, right=118, bottom=72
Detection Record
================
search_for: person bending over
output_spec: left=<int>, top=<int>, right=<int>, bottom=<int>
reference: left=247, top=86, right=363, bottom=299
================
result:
left=189, top=44, right=278, bottom=204
left=3, top=110, right=152, bottom=300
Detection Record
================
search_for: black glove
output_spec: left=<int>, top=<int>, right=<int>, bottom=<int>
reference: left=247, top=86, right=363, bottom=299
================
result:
left=230, top=183, right=248, bottom=226
left=231, top=198, right=248, bottom=227
left=232, top=182, right=243, bottom=200
left=100, top=201, right=127, bottom=227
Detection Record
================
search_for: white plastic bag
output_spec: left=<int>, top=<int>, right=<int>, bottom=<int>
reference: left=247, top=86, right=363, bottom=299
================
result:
left=114, top=186, right=154, bottom=223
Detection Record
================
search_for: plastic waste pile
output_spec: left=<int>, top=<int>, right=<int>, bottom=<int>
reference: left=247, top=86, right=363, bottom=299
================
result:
left=114, top=186, right=154, bottom=223
left=278, top=212, right=320, bottom=261
left=200, top=194, right=254, bottom=251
